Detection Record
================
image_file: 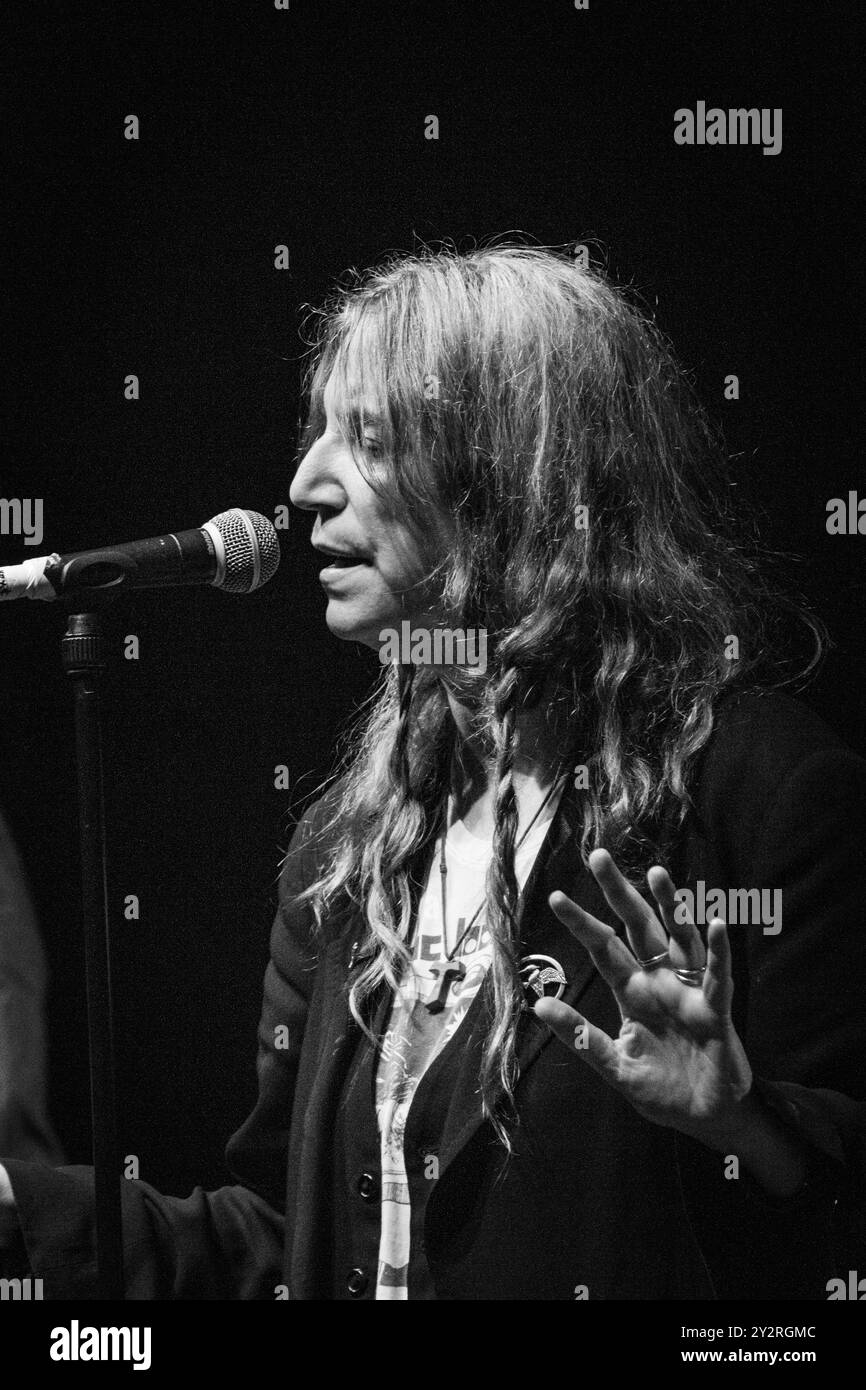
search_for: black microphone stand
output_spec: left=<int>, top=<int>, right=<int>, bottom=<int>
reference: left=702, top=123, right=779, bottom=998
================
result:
left=58, top=559, right=136, bottom=1301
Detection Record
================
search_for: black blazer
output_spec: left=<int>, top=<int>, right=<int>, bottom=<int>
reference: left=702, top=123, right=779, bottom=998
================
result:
left=4, top=691, right=866, bottom=1298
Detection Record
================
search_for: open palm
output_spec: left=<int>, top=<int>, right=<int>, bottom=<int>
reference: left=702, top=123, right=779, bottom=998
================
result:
left=535, top=849, right=752, bottom=1137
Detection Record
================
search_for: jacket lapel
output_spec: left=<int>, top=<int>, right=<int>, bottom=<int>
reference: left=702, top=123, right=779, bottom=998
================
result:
left=434, top=777, right=620, bottom=1173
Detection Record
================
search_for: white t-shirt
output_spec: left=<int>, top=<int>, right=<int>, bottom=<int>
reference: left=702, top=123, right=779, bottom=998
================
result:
left=373, top=787, right=564, bottom=1299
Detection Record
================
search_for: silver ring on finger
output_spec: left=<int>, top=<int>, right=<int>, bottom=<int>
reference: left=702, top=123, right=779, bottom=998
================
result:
left=635, top=950, right=670, bottom=971
left=674, top=965, right=707, bottom=986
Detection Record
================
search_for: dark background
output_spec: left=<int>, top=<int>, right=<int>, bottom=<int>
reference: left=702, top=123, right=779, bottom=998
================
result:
left=1, top=0, right=862, bottom=1193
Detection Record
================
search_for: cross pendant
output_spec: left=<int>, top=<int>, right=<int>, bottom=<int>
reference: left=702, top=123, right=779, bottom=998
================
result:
left=425, top=959, right=467, bottom=1015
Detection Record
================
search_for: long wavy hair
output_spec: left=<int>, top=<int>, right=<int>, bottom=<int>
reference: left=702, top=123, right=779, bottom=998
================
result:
left=288, top=242, right=824, bottom=1147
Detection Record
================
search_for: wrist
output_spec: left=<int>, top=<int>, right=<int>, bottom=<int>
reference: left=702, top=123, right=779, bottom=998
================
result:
left=686, top=1088, right=766, bottom=1152
left=684, top=1089, right=808, bottom=1197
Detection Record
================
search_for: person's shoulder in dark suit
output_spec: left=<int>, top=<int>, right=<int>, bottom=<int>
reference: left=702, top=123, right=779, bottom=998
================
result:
left=689, top=687, right=865, bottom=853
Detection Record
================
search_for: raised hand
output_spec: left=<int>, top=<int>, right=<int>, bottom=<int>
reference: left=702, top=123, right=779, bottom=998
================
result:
left=535, top=848, right=753, bottom=1141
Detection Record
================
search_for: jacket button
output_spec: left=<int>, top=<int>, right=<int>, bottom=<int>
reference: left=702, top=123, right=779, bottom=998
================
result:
left=346, top=1267, right=368, bottom=1297
left=356, top=1171, right=377, bottom=1202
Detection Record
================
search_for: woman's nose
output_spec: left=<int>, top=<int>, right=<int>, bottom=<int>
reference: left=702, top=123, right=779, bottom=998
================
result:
left=289, top=439, right=345, bottom=512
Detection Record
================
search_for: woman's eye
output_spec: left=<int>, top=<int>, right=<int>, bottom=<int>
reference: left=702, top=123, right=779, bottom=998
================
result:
left=362, top=437, right=384, bottom=457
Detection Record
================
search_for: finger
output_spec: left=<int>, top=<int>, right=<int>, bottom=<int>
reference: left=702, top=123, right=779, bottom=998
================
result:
left=589, top=848, right=668, bottom=964
left=548, top=889, right=638, bottom=1002
left=646, top=865, right=706, bottom=969
left=703, top=917, right=734, bottom=1016
left=533, top=997, right=621, bottom=1083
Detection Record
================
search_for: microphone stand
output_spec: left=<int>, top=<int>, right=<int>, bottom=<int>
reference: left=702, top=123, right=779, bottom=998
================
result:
left=58, top=563, right=135, bottom=1301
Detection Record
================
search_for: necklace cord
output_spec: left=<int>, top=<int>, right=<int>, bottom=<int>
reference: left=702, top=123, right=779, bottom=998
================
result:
left=438, top=759, right=569, bottom=961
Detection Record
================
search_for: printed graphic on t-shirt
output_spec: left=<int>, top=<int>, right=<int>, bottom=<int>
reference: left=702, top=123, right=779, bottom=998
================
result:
left=374, top=922, right=493, bottom=1296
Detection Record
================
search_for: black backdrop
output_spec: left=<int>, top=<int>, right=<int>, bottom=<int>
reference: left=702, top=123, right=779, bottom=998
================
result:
left=2, top=0, right=862, bottom=1197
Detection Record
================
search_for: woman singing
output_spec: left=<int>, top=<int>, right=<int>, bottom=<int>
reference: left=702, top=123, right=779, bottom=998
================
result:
left=2, top=243, right=864, bottom=1299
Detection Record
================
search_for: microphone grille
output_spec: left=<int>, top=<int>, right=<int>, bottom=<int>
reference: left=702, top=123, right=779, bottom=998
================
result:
left=208, top=509, right=281, bottom=593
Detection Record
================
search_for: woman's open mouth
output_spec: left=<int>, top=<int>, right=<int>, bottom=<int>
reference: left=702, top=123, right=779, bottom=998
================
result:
left=317, top=550, right=372, bottom=586
left=321, top=554, right=368, bottom=568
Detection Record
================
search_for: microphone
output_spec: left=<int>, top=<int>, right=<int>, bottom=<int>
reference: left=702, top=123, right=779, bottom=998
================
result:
left=0, top=509, right=281, bottom=602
